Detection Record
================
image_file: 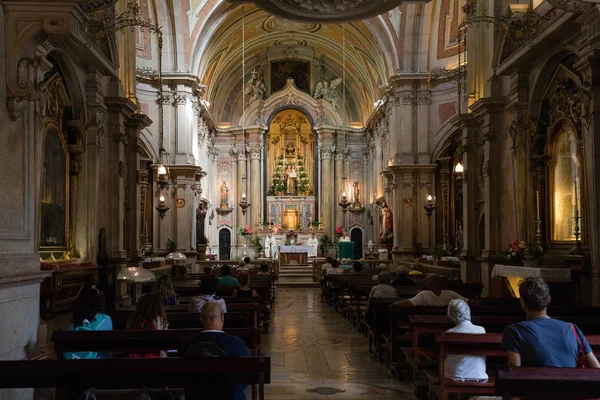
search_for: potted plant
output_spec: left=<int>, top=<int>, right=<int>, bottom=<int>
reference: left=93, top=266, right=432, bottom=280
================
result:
left=432, top=246, right=449, bottom=266
left=334, top=224, right=343, bottom=242
left=249, top=234, right=263, bottom=257
left=319, top=234, right=333, bottom=257
left=527, top=242, right=544, bottom=266
left=312, top=220, right=319, bottom=229
left=167, top=239, right=177, bottom=253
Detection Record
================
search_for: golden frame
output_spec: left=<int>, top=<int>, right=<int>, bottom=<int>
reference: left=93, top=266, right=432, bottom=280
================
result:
left=39, top=75, right=74, bottom=262
left=547, top=121, right=585, bottom=244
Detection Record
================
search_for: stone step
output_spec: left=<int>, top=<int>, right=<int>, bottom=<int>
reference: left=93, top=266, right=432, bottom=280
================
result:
left=276, top=276, right=319, bottom=288
left=279, top=268, right=313, bottom=274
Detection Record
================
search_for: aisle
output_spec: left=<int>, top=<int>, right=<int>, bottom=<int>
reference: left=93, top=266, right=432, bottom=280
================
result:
left=260, top=288, right=416, bottom=399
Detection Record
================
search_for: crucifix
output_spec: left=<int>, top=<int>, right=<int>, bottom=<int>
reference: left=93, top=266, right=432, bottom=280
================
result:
left=250, top=68, right=258, bottom=80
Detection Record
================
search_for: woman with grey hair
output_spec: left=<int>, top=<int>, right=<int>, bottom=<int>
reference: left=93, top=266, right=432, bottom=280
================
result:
left=372, top=263, right=388, bottom=280
left=444, top=299, right=488, bottom=381
left=368, top=272, right=398, bottom=299
left=391, top=266, right=415, bottom=286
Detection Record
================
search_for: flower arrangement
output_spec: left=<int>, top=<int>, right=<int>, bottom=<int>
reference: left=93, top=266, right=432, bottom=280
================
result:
left=335, top=224, right=343, bottom=241
left=167, top=239, right=177, bottom=252
left=285, top=230, right=298, bottom=241
left=238, top=225, right=253, bottom=238
left=504, top=240, right=526, bottom=266
left=527, top=242, right=544, bottom=265
left=432, top=246, right=449, bottom=261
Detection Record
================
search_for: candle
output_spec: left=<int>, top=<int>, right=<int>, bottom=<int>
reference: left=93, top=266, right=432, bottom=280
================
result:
left=342, top=192, right=347, bottom=200
left=536, top=189, right=540, bottom=220
left=572, top=185, right=577, bottom=207
left=159, top=195, right=165, bottom=203
left=242, top=193, right=247, bottom=200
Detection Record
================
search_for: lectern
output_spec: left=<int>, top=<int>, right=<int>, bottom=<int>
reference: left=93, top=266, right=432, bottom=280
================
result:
left=338, top=241, right=355, bottom=259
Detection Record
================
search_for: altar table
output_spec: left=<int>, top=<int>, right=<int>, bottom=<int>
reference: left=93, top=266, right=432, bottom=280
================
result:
left=279, top=245, right=310, bottom=265
left=491, top=264, right=572, bottom=302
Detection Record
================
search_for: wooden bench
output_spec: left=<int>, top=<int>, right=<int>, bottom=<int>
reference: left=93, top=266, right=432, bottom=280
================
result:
left=0, top=357, right=271, bottom=400
left=495, top=366, right=600, bottom=399
left=52, top=328, right=262, bottom=357
left=110, top=310, right=250, bottom=329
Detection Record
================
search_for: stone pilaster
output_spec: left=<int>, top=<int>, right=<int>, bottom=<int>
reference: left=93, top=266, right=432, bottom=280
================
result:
left=105, top=96, right=137, bottom=261
left=319, top=143, right=334, bottom=236
left=126, top=113, right=152, bottom=258
left=334, top=144, right=347, bottom=230
left=248, top=143, right=262, bottom=229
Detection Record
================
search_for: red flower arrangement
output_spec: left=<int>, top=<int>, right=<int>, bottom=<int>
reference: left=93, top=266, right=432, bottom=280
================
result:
left=335, top=224, right=343, bottom=238
left=238, top=225, right=253, bottom=237
left=504, top=240, right=526, bottom=266
left=285, top=230, right=298, bottom=240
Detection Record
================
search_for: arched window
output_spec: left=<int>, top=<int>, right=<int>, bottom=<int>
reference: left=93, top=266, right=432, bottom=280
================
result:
left=551, top=127, right=582, bottom=241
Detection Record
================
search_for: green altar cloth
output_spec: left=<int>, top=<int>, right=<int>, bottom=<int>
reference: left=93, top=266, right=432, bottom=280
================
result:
left=338, top=241, right=355, bottom=259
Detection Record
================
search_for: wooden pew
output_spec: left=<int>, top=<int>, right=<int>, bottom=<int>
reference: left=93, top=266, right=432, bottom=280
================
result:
left=52, top=328, right=262, bottom=356
left=495, top=366, right=600, bottom=399
left=432, top=332, right=600, bottom=400
left=0, top=357, right=271, bottom=400
left=118, top=302, right=261, bottom=329
left=110, top=310, right=250, bottom=329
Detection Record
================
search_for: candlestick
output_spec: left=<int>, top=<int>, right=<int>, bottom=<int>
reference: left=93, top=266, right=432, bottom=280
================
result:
left=536, top=189, right=540, bottom=220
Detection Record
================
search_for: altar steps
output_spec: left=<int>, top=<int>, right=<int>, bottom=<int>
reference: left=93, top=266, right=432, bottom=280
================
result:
left=277, top=264, right=319, bottom=288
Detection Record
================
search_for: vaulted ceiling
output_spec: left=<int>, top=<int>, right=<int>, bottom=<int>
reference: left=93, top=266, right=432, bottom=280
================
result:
left=189, top=3, right=395, bottom=125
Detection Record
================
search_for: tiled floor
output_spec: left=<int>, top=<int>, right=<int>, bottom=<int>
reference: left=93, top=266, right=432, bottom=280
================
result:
left=260, top=288, right=416, bottom=399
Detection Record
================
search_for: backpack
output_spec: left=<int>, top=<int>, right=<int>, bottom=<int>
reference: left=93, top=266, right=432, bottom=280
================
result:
left=184, top=341, right=227, bottom=358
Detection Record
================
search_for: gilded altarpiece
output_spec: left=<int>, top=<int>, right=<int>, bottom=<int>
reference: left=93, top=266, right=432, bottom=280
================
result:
left=266, top=109, right=316, bottom=229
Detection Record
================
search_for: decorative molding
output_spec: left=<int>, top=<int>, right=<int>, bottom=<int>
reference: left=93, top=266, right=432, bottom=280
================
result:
left=546, top=0, right=594, bottom=13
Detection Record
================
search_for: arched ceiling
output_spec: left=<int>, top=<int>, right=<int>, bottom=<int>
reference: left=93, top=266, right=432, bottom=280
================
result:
left=190, top=3, right=393, bottom=126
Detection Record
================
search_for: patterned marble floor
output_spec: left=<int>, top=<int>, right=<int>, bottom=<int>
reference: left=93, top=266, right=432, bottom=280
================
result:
left=259, top=288, right=416, bottom=399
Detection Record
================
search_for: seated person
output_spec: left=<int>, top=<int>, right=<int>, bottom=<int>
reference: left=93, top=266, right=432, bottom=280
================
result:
left=152, top=274, right=179, bottom=305
left=326, top=259, right=343, bottom=276
left=66, top=287, right=112, bottom=359
left=321, top=257, right=333, bottom=274
left=237, top=260, right=248, bottom=271
left=218, top=264, right=239, bottom=287
left=372, top=263, right=388, bottom=280
left=339, top=258, right=352, bottom=272
left=232, top=270, right=258, bottom=298
left=243, top=256, right=254, bottom=269
left=444, top=299, right=488, bottom=381
left=393, top=273, right=468, bottom=307
left=391, top=266, right=415, bottom=286
left=179, top=302, right=250, bottom=400
left=369, top=272, right=398, bottom=299
left=360, top=258, right=375, bottom=276
left=351, top=261, right=364, bottom=275
left=127, top=293, right=169, bottom=358
left=503, top=276, right=600, bottom=368
left=203, top=265, right=214, bottom=276
left=256, top=263, right=270, bottom=275
left=188, top=275, right=227, bottom=313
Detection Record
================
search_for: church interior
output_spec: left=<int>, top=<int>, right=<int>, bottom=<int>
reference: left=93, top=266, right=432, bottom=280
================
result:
left=1, top=0, right=600, bottom=398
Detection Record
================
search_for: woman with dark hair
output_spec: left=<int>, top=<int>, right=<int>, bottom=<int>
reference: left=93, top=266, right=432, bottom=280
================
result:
left=188, top=275, right=227, bottom=313
left=152, top=275, right=179, bottom=305
left=232, top=271, right=258, bottom=298
left=257, top=264, right=270, bottom=275
left=66, top=287, right=112, bottom=359
left=127, top=293, right=169, bottom=331
left=127, top=293, right=168, bottom=358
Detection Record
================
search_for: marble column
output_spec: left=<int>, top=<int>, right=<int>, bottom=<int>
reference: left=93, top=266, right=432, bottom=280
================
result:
left=236, top=149, right=248, bottom=239
left=334, top=149, right=346, bottom=230
left=320, top=146, right=334, bottom=236
left=439, top=158, right=452, bottom=250
left=458, top=114, right=480, bottom=283
left=249, top=144, right=262, bottom=230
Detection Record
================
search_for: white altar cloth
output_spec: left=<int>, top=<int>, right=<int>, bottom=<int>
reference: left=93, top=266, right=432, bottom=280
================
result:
left=279, top=245, right=311, bottom=254
left=491, top=265, right=571, bottom=283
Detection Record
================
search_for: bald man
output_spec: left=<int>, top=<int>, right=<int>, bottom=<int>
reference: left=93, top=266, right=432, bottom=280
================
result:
left=178, top=302, right=250, bottom=400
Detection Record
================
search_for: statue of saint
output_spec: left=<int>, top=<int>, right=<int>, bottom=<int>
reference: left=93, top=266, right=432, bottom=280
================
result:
left=285, top=143, right=295, bottom=158
left=380, top=201, right=393, bottom=244
left=286, top=166, right=298, bottom=195
left=196, top=202, right=208, bottom=245
left=352, top=181, right=361, bottom=208
left=219, top=180, right=229, bottom=207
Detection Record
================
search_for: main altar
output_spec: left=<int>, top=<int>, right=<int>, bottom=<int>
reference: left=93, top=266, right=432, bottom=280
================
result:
left=265, top=110, right=317, bottom=229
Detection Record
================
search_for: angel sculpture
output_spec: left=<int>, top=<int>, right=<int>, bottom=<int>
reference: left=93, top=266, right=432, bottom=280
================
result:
left=244, top=73, right=266, bottom=104
left=313, top=77, right=343, bottom=108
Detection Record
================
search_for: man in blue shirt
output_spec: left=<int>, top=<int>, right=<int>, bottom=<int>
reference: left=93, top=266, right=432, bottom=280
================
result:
left=502, top=276, right=600, bottom=368
left=179, top=302, right=250, bottom=400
